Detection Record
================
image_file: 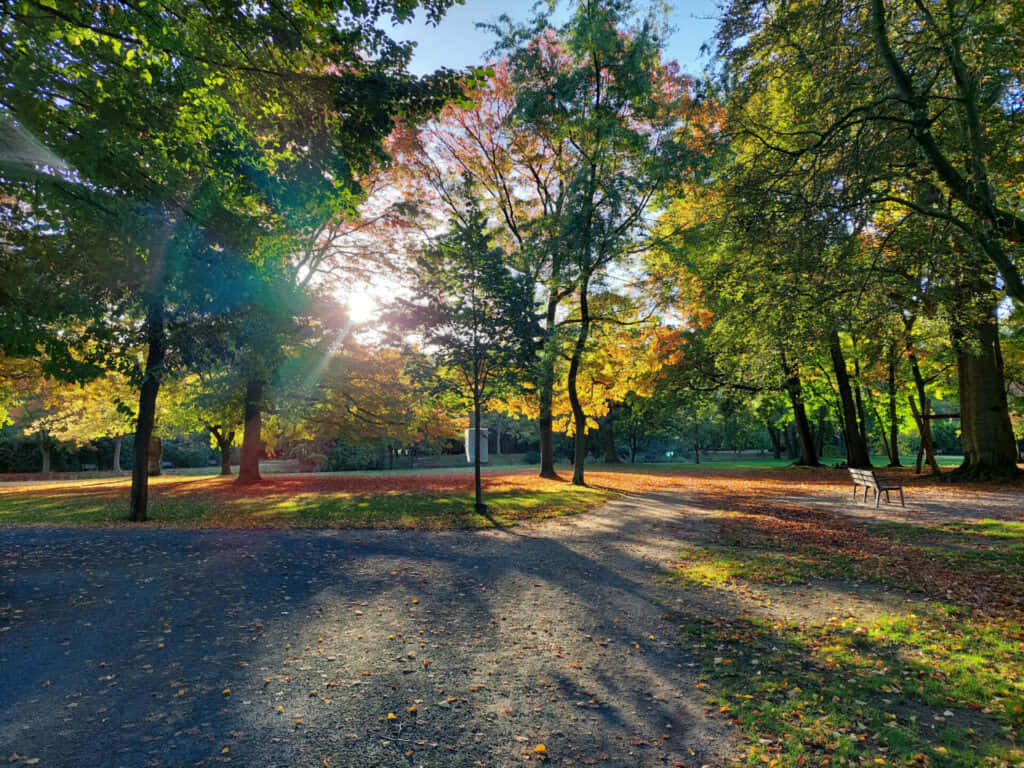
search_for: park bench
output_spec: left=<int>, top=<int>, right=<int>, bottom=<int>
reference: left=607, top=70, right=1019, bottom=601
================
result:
left=848, top=467, right=904, bottom=508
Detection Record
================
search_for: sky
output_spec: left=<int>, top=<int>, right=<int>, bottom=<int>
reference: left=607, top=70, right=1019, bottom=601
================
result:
left=386, top=0, right=721, bottom=77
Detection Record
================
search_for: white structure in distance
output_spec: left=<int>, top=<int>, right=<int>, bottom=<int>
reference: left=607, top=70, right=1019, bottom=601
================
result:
left=464, top=428, right=489, bottom=464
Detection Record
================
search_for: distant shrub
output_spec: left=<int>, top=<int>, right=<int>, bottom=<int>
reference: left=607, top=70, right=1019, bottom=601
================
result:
left=523, top=450, right=540, bottom=465
left=324, top=443, right=387, bottom=471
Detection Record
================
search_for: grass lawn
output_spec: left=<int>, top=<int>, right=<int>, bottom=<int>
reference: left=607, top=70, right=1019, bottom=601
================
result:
left=671, top=505, right=1024, bottom=766
left=0, top=468, right=621, bottom=528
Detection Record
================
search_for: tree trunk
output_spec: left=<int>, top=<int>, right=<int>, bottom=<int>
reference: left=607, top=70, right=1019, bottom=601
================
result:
left=494, top=420, right=502, bottom=456
left=220, top=444, right=232, bottom=475
left=602, top=403, right=620, bottom=463
left=39, top=435, right=51, bottom=475
left=886, top=345, right=902, bottom=466
left=828, top=332, right=872, bottom=468
left=208, top=427, right=234, bottom=476
left=568, top=278, right=592, bottom=486
left=767, top=425, right=783, bottom=459
left=693, top=443, right=700, bottom=464
left=537, top=293, right=559, bottom=479
left=129, top=304, right=165, bottom=522
left=907, top=393, right=940, bottom=475
left=148, top=435, right=162, bottom=476
left=904, top=315, right=940, bottom=475
left=815, top=406, right=826, bottom=459
left=783, top=423, right=797, bottom=459
left=473, top=394, right=485, bottom=514
left=237, top=378, right=264, bottom=485
left=852, top=357, right=870, bottom=452
left=112, top=435, right=122, bottom=473
left=950, top=313, right=1020, bottom=480
left=783, top=366, right=820, bottom=467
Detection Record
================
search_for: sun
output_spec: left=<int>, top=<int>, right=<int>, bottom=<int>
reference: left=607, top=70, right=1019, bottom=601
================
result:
left=347, top=290, right=378, bottom=324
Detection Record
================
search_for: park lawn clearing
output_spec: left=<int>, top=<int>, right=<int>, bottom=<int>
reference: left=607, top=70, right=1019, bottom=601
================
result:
left=0, top=470, right=622, bottom=528
left=0, top=460, right=1017, bottom=530
left=671, top=504, right=1024, bottom=767
left=0, top=461, right=849, bottom=528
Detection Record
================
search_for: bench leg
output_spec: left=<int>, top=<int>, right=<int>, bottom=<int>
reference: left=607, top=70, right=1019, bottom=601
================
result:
left=875, top=489, right=881, bottom=508
left=899, top=488, right=904, bottom=507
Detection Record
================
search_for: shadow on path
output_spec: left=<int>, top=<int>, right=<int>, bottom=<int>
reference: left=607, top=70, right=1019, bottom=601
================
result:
left=0, top=494, right=741, bottom=768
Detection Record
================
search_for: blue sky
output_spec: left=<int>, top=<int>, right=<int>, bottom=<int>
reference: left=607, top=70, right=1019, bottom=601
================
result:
left=387, top=0, right=721, bottom=76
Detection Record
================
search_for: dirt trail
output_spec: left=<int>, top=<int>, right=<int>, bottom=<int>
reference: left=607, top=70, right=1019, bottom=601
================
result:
left=1, top=493, right=742, bottom=768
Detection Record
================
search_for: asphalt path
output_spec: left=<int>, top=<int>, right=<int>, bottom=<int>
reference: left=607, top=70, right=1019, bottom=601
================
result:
left=1, top=495, right=740, bottom=768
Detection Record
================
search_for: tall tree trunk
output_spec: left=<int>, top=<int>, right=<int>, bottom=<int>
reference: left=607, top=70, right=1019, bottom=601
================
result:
left=852, top=358, right=871, bottom=457
left=602, top=402, right=620, bottom=463
left=112, top=435, right=122, bottom=473
left=828, top=333, right=872, bottom=468
left=494, top=420, right=502, bottom=456
left=148, top=435, right=162, bottom=476
left=950, top=313, right=1020, bottom=480
left=693, top=443, right=700, bottom=464
left=129, top=304, right=165, bottom=522
left=907, top=392, right=940, bottom=475
left=220, top=441, right=232, bottom=475
left=473, top=391, right=484, bottom=514
left=783, top=365, right=820, bottom=467
left=886, top=344, right=902, bottom=467
left=903, top=316, right=940, bottom=475
left=537, top=293, right=559, bottom=479
left=568, top=277, right=592, bottom=486
left=237, top=378, right=264, bottom=485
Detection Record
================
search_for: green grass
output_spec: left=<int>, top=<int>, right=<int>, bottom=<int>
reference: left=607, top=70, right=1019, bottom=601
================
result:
left=672, top=517, right=1024, bottom=767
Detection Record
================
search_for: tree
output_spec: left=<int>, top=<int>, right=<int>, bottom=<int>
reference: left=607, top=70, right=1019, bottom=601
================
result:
left=392, top=196, right=537, bottom=512
left=716, top=0, right=1024, bottom=304
left=43, top=373, right=137, bottom=472
left=495, top=0, right=693, bottom=485
left=1, top=0, right=463, bottom=518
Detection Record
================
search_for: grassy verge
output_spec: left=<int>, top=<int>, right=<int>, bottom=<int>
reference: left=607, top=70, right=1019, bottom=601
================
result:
left=672, top=515, right=1024, bottom=767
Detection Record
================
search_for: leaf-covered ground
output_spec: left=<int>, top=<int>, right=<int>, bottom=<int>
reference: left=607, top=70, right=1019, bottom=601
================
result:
left=666, top=470, right=1024, bottom=767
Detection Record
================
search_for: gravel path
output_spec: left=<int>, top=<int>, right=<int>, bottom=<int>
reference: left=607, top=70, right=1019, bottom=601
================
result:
left=1, top=493, right=741, bottom=768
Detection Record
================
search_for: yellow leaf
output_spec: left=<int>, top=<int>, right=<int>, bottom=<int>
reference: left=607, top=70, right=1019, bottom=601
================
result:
left=222, top=688, right=231, bottom=695
left=387, top=712, right=397, bottom=720
left=534, top=744, right=547, bottom=754
left=221, top=748, right=229, bottom=754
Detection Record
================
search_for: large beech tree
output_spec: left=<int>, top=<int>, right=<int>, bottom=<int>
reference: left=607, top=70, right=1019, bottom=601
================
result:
left=716, top=0, right=1024, bottom=304
left=1, top=0, right=462, bottom=519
